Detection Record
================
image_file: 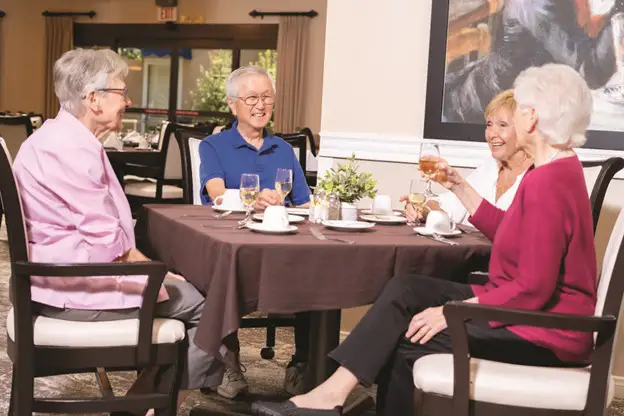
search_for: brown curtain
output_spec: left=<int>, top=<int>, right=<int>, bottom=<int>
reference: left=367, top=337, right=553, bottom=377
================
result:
left=44, top=16, right=73, bottom=119
left=274, top=16, right=309, bottom=133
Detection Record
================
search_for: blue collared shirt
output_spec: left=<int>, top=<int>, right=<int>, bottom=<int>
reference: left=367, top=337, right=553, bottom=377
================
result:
left=198, top=122, right=311, bottom=206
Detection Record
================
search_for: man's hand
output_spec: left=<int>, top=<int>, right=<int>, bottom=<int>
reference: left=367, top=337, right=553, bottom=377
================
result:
left=253, top=189, right=281, bottom=210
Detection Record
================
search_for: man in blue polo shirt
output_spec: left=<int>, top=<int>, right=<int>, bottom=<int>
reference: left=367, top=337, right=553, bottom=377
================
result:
left=198, top=66, right=311, bottom=399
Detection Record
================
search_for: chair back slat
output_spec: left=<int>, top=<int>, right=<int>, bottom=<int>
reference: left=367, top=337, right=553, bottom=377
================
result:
left=582, top=158, right=624, bottom=233
left=175, top=128, right=207, bottom=205
left=0, top=137, right=29, bottom=265
left=595, top=209, right=624, bottom=317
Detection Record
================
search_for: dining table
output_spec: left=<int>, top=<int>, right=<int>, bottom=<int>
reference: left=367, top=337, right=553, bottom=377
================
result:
left=135, top=204, right=492, bottom=397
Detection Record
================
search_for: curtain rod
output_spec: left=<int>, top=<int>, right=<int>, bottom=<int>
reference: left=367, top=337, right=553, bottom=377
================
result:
left=42, top=11, right=96, bottom=18
left=249, top=9, right=318, bottom=19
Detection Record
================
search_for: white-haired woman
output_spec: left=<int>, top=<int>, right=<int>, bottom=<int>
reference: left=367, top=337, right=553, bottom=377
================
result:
left=198, top=66, right=311, bottom=398
left=252, top=64, right=597, bottom=416
left=12, top=48, right=224, bottom=414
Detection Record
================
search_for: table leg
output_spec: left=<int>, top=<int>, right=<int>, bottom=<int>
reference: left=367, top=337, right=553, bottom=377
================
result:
left=303, top=309, right=341, bottom=391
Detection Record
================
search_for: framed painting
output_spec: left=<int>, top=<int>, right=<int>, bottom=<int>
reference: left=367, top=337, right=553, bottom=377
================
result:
left=424, top=0, right=624, bottom=151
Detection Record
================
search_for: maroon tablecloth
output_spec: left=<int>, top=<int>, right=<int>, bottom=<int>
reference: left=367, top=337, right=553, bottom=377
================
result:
left=137, top=204, right=492, bottom=355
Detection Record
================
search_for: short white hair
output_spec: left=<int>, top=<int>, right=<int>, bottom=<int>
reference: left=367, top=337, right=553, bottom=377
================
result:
left=513, top=64, right=592, bottom=148
left=54, top=48, right=129, bottom=116
left=226, top=66, right=275, bottom=98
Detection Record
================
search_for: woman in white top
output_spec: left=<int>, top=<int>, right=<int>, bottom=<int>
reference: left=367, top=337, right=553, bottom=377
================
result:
left=404, top=89, right=534, bottom=225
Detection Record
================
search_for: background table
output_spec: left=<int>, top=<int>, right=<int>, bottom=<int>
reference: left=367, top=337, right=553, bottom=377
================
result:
left=136, top=204, right=492, bottom=389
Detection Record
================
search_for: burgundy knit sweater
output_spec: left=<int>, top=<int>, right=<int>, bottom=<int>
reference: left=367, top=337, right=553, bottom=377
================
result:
left=470, top=156, right=597, bottom=363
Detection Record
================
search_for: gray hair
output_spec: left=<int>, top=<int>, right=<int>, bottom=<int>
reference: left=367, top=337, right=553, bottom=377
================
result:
left=226, top=66, right=275, bottom=98
left=513, top=64, right=592, bottom=148
left=54, top=48, right=129, bottom=116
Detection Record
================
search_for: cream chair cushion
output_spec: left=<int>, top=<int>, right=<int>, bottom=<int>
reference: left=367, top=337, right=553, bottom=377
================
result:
left=413, top=354, right=614, bottom=410
left=6, top=308, right=185, bottom=347
left=124, top=182, right=183, bottom=199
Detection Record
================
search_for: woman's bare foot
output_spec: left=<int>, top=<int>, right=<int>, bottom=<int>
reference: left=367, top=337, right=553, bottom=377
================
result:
left=288, top=367, right=358, bottom=410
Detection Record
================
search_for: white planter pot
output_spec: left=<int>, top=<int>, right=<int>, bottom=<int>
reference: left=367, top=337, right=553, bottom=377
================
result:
left=340, top=202, right=358, bottom=221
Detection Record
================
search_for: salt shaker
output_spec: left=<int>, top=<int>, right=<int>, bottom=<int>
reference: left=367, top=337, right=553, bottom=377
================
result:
left=327, top=193, right=341, bottom=220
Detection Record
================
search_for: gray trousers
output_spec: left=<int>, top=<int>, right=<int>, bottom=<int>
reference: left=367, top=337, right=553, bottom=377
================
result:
left=36, top=279, right=225, bottom=390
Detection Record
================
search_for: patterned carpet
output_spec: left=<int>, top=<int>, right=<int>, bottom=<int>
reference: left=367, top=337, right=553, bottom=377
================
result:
left=0, top=222, right=623, bottom=415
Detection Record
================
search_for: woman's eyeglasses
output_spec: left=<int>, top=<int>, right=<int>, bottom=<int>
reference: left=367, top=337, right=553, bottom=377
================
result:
left=97, top=87, right=129, bottom=99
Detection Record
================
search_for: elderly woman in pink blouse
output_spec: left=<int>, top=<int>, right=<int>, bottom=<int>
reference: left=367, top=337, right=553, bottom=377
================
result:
left=12, top=48, right=224, bottom=414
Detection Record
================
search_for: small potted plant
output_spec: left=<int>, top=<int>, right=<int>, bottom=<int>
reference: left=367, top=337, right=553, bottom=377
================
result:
left=317, top=153, right=377, bottom=221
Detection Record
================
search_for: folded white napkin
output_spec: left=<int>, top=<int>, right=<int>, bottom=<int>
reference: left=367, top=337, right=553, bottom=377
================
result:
left=102, top=132, right=123, bottom=150
left=123, top=131, right=141, bottom=144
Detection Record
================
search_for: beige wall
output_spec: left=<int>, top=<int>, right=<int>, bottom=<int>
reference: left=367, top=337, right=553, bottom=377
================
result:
left=0, top=0, right=326, bottom=134
left=320, top=0, right=624, bottom=379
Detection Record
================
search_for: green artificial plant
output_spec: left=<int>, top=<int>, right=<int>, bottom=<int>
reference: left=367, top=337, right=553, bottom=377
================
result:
left=317, top=153, right=377, bottom=203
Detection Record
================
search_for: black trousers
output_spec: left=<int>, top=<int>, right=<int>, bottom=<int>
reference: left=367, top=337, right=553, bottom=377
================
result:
left=329, top=275, right=571, bottom=416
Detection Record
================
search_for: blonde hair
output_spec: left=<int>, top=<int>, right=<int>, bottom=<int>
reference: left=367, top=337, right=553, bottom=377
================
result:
left=484, top=89, right=517, bottom=119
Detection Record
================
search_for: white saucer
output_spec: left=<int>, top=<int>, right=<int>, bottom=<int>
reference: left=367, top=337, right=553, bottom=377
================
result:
left=322, top=220, right=375, bottom=231
left=414, top=227, right=462, bottom=237
left=212, top=205, right=247, bottom=213
left=246, top=222, right=298, bottom=234
left=286, top=207, right=309, bottom=216
left=360, top=214, right=407, bottom=224
left=361, top=209, right=403, bottom=216
left=252, top=213, right=306, bottom=223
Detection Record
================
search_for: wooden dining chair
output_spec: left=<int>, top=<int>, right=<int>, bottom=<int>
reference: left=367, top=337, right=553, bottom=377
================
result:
left=412, top=205, right=624, bottom=416
left=0, top=138, right=186, bottom=416
left=582, top=158, right=624, bottom=233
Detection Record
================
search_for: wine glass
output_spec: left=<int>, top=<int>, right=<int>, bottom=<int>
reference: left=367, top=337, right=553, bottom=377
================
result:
left=239, top=173, right=260, bottom=225
left=408, top=178, right=428, bottom=225
left=419, top=143, right=440, bottom=199
left=275, top=168, right=293, bottom=205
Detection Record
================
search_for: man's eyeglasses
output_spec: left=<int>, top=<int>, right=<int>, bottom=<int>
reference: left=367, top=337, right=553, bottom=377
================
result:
left=235, top=95, right=275, bottom=106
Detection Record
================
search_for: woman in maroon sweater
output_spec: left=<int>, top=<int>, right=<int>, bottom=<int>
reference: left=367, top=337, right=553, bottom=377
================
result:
left=252, top=64, right=597, bottom=416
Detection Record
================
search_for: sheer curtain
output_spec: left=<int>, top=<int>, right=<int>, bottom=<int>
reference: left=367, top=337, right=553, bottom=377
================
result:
left=274, top=16, right=309, bottom=133
left=44, top=16, right=73, bottom=119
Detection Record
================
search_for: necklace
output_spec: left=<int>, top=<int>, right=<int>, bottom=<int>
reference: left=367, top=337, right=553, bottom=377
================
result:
left=549, top=149, right=564, bottom=162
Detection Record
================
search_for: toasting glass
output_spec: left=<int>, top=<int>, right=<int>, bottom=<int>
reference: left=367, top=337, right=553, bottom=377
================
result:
left=275, top=168, right=293, bottom=205
left=419, top=143, right=440, bottom=198
left=239, top=173, right=260, bottom=225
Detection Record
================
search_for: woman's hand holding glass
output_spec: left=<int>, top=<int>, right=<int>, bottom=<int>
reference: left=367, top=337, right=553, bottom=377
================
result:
left=239, top=173, right=260, bottom=224
left=430, top=158, right=465, bottom=191
left=419, top=143, right=441, bottom=198
left=400, top=177, right=429, bottom=225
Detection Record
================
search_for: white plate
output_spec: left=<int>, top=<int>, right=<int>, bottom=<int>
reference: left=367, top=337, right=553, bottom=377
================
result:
left=286, top=207, right=310, bottom=216
left=252, top=214, right=306, bottom=223
left=414, top=227, right=462, bottom=237
left=322, top=220, right=375, bottom=231
left=246, top=222, right=298, bottom=234
left=212, top=205, right=247, bottom=213
left=360, top=214, right=408, bottom=224
left=361, top=209, right=403, bottom=216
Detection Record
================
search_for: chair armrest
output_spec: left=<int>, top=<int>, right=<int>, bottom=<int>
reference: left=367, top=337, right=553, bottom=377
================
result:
left=14, top=260, right=167, bottom=365
left=443, top=301, right=615, bottom=332
left=442, top=302, right=616, bottom=416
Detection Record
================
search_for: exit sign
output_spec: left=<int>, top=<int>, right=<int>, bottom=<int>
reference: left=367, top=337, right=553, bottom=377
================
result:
left=157, top=6, right=178, bottom=22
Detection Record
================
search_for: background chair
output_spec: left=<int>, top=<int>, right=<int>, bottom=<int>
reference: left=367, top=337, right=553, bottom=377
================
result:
left=0, top=138, right=185, bottom=415
left=123, top=122, right=213, bottom=215
left=175, top=129, right=296, bottom=360
left=413, top=203, right=624, bottom=416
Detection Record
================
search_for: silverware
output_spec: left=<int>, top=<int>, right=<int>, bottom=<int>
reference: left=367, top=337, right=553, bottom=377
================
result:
left=432, top=233, right=458, bottom=246
left=310, top=227, right=355, bottom=244
left=213, top=211, right=232, bottom=219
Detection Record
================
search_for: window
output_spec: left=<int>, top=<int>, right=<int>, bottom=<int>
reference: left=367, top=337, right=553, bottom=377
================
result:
left=74, top=24, right=278, bottom=131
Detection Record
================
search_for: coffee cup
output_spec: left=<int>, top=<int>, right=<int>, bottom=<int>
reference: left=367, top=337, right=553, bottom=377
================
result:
left=425, top=211, right=455, bottom=234
left=371, top=194, right=393, bottom=215
left=262, top=205, right=289, bottom=230
left=214, top=189, right=244, bottom=210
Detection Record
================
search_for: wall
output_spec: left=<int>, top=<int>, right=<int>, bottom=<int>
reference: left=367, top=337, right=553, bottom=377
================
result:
left=318, top=0, right=624, bottom=384
left=0, top=0, right=327, bottom=134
